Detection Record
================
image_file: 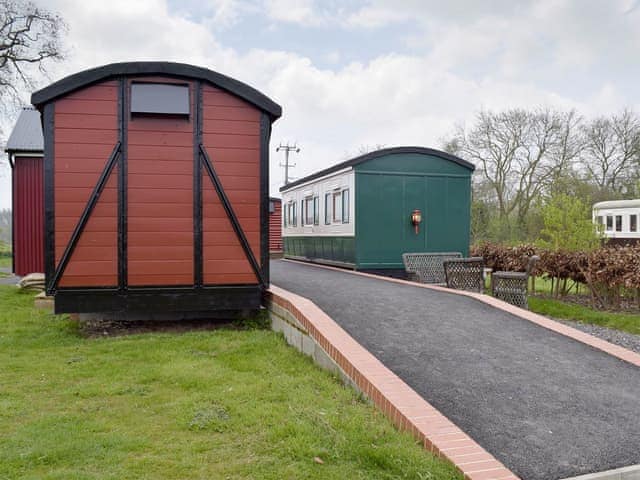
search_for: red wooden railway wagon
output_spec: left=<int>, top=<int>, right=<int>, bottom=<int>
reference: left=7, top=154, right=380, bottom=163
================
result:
left=31, top=62, right=282, bottom=314
left=268, top=197, right=283, bottom=254
left=5, top=107, right=45, bottom=276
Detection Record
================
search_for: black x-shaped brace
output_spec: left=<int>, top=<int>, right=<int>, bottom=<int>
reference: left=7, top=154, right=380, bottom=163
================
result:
left=48, top=141, right=265, bottom=293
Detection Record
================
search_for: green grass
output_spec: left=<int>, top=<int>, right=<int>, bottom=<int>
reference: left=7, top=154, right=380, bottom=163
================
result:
left=0, top=256, right=10, bottom=269
left=529, top=296, right=640, bottom=335
left=0, top=286, right=461, bottom=480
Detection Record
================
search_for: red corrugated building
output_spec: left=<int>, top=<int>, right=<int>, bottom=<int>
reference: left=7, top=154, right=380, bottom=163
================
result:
left=5, top=107, right=45, bottom=276
left=269, top=197, right=282, bottom=254
left=31, top=62, right=281, bottom=314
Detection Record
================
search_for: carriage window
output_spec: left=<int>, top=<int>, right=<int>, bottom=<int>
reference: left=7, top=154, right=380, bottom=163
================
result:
left=325, top=193, right=332, bottom=225
left=606, top=216, right=613, bottom=231
left=304, top=197, right=315, bottom=226
left=283, top=204, right=288, bottom=227
left=313, top=196, right=319, bottom=225
left=301, top=199, right=305, bottom=226
left=596, top=216, right=603, bottom=227
left=630, top=215, right=637, bottom=232
left=342, top=189, right=350, bottom=224
left=286, top=202, right=296, bottom=227
left=131, top=83, right=190, bottom=115
left=332, top=191, right=342, bottom=223
left=615, top=215, right=622, bottom=232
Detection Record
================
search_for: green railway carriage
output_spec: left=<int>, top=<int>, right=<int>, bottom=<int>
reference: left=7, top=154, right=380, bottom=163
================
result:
left=279, top=147, right=475, bottom=276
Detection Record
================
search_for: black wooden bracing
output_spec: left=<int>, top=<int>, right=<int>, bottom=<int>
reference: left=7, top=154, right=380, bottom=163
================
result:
left=200, top=144, right=266, bottom=286
left=260, top=112, right=271, bottom=285
left=118, top=78, right=128, bottom=290
left=47, top=143, right=121, bottom=294
left=43, top=103, right=55, bottom=289
left=193, top=81, right=203, bottom=287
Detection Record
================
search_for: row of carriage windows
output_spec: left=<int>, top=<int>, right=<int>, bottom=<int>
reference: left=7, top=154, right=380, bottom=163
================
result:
left=596, top=214, right=638, bottom=232
left=283, top=189, right=350, bottom=227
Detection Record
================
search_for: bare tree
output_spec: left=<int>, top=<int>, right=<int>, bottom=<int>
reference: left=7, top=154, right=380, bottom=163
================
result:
left=581, top=109, right=640, bottom=195
left=0, top=0, right=66, bottom=109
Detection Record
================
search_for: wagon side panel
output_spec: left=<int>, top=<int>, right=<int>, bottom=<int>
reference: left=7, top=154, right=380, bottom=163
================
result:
left=53, top=81, right=119, bottom=287
left=201, top=84, right=261, bottom=285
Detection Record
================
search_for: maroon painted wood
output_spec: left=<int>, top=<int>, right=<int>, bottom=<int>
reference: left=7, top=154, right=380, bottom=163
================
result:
left=12, top=156, right=44, bottom=276
left=269, top=198, right=282, bottom=253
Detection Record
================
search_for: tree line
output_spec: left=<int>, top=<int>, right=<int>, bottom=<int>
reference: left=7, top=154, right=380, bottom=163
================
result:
left=444, top=107, right=640, bottom=244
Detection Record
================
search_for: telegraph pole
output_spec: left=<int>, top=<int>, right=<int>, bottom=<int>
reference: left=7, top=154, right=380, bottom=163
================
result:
left=276, top=143, right=300, bottom=185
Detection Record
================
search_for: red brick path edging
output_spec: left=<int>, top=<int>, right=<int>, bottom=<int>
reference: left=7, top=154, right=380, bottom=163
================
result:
left=266, top=284, right=520, bottom=480
left=281, top=259, right=640, bottom=368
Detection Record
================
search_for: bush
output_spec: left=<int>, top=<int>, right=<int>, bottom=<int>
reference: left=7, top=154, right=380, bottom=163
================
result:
left=471, top=242, right=640, bottom=308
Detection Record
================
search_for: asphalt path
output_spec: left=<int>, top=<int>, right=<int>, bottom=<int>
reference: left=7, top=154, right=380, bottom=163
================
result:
left=271, top=259, right=640, bottom=480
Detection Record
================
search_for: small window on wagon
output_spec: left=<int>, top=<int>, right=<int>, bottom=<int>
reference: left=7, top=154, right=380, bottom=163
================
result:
left=325, top=193, right=332, bottom=225
left=606, top=215, right=613, bottom=231
left=332, top=191, right=342, bottom=223
left=131, top=83, right=190, bottom=116
left=596, top=216, right=603, bottom=227
left=304, top=197, right=315, bottom=226
left=313, top=196, right=319, bottom=225
left=342, top=189, right=350, bottom=223
left=631, top=214, right=638, bottom=233
left=615, top=215, right=623, bottom=232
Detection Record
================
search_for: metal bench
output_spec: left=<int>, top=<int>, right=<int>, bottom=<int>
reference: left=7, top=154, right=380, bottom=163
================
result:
left=402, top=252, right=462, bottom=285
left=443, top=257, right=485, bottom=293
left=491, top=255, right=540, bottom=309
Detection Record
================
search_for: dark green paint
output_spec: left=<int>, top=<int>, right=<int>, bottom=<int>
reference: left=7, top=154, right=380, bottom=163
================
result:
left=284, top=236, right=356, bottom=266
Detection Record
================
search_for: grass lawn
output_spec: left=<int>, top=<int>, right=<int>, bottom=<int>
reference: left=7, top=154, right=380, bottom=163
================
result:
left=529, top=296, right=640, bottom=335
left=0, top=286, right=461, bottom=480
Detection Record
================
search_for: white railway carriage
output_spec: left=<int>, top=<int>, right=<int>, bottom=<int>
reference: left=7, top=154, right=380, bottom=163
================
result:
left=593, top=199, right=640, bottom=243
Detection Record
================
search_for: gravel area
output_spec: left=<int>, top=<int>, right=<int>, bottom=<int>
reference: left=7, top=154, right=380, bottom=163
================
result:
left=553, top=317, right=640, bottom=354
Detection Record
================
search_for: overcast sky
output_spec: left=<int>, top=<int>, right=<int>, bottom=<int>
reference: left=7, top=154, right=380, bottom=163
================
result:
left=2, top=0, right=639, bottom=209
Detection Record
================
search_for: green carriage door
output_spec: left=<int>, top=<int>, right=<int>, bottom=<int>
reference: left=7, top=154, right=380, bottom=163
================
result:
left=357, top=174, right=427, bottom=268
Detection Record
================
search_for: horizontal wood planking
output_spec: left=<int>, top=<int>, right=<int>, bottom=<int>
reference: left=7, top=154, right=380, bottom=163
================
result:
left=129, top=231, right=193, bottom=246
left=128, top=118, right=193, bottom=133
left=202, top=106, right=260, bottom=122
left=63, top=260, right=117, bottom=276
left=203, top=119, right=260, bottom=135
left=128, top=145, right=192, bottom=160
left=127, top=78, right=194, bottom=286
left=202, top=179, right=256, bottom=284
left=56, top=113, right=118, bottom=130
left=56, top=186, right=117, bottom=203
left=128, top=274, right=193, bottom=286
left=128, top=260, right=193, bottom=275
left=202, top=200, right=259, bottom=219
left=203, top=273, right=256, bottom=284
left=55, top=245, right=115, bottom=261
left=201, top=85, right=263, bottom=285
left=128, top=131, right=193, bottom=147
left=128, top=187, right=192, bottom=204
left=128, top=217, right=193, bottom=233
left=128, top=245, right=193, bottom=261
left=59, top=275, right=117, bottom=287
left=63, top=83, right=118, bottom=101
left=128, top=174, right=192, bottom=190
left=204, top=260, right=258, bottom=274
left=202, top=133, right=259, bottom=149
left=128, top=202, right=192, bottom=218
left=55, top=143, right=117, bottom=160
left=54, top=83, right=119, bottom=289
left=55, top=128, right=118, bottom=145
left=55, top=99, right=118, bottom=115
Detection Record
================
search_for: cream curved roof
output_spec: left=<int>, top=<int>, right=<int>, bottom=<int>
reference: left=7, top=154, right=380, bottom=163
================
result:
left=593, top=199, right=640, bottom=209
